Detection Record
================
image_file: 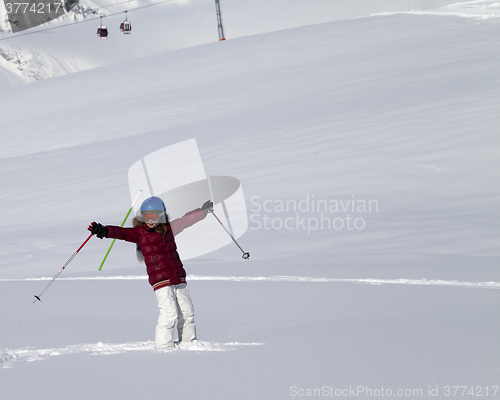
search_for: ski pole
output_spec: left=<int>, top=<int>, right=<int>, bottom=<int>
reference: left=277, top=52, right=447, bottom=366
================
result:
left=210, top=210, right=250, bottom=259
left=33, top=233, right=93, bottom=304
left=98, top=189, right=142, bottom=271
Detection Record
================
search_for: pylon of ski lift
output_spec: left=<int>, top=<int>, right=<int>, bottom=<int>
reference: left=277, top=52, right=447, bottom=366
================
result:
left=97, top=15, right=108, bottom=39
left=120, top=11, right=132, bottom=35
left=214, top=0, right=226, bottom=41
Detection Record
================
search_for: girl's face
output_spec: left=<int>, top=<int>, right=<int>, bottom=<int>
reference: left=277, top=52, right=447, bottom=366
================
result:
left=142, top=211, right=161, bottom=229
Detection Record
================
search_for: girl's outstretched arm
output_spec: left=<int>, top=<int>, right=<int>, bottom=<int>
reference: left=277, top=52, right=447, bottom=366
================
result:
left=106, top=225, right=141, bottom=243
left=89, top=222, right=141, bottom=244
left=171, top=208, right=205, bottom=236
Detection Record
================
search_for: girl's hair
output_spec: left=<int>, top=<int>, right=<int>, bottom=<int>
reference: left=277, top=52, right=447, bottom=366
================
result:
left=133, top=217, right=169, bottom=234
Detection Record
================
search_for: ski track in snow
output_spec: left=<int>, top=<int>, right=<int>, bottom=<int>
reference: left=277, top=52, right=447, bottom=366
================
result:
left=0, top=340, right=265, bottom=369
left=2, top=275, right=499, bottom=289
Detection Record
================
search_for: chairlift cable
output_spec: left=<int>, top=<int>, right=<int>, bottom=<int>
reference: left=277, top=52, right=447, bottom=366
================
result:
left=95, top=0, right=138, bottom=9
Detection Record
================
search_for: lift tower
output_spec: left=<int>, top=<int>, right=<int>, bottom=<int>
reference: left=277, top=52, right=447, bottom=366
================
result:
left=215, top=0, right=226, bottom=41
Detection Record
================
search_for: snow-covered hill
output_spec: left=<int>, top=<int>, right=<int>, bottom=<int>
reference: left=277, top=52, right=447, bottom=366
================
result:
left=1, top=0, right=494, bottom=91
left=0, top=3, right=498, bottom=399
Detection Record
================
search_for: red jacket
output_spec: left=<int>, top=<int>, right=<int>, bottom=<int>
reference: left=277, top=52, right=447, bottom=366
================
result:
left=106, top=209, right=205, bottom=290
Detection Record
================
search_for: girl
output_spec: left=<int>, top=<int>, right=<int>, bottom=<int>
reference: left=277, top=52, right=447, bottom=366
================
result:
left=88, top=196, right=213, bottom=350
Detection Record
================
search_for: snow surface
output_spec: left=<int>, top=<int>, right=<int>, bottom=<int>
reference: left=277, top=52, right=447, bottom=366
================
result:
left=0, top=1, right=499, bottom=399
left=0, top=0, right=487, bottom=90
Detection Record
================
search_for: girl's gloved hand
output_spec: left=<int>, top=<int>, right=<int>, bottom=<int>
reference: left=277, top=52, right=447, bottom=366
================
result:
left=88, top=222, right=108, bottom=239
left=202, top=200, right=214, bottom=216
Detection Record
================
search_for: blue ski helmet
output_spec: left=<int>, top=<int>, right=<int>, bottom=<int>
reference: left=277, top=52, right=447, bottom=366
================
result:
left=140, top=196, right=167, bottom=224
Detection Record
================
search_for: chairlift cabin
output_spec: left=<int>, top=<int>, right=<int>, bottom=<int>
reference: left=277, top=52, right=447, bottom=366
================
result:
left=120, top=11, right=132, bottom=35
left=120, top=21, right=132, bottom=34
left=97, top=16, right=108, bottom=39
left=97, top=26, right=108, bottom=39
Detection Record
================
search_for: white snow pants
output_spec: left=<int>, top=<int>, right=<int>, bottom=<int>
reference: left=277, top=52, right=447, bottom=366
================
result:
left=154, top=283, right=196, bottom=350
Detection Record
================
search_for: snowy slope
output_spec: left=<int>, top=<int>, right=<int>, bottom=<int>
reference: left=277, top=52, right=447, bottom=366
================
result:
left=0, top=0, right=188, bottom=89
left=0, top=4, right=499, bottom=400
left=0, top=0, right=483, bottom=91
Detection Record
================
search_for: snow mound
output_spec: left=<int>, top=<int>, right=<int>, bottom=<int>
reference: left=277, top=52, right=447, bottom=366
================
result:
left=370, top=0, right=500, bottom=19
left=187, top=275, right=500, bottom=289
left=2, top=275, right=498, bottom=289
left=0, top=275, right=500, bottom=289
left=175, top=340, right=265, bottom=351
left=0, top=340, right=265, bottom=368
